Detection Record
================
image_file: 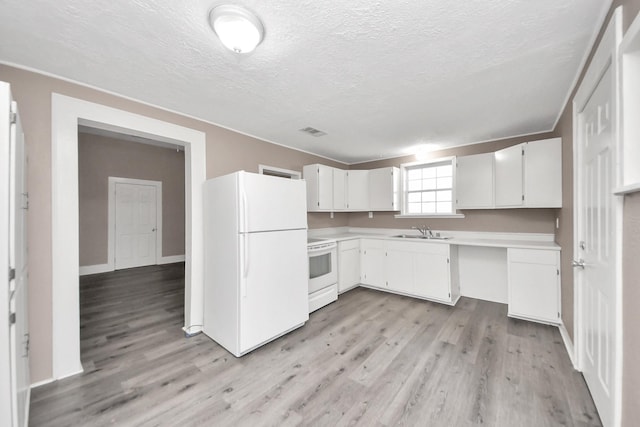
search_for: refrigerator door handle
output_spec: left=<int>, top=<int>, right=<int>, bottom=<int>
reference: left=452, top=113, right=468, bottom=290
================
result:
left=241, top=190, right=250, bottom=284
left=241, top=189, right=249, bottom=233
left=242, top=233, right=249, bottom=278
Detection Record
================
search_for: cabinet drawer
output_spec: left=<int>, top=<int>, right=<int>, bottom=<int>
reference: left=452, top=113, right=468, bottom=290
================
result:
left=508, top=248, right=558, bottom=265
left=339, top=239, right=360, bottom=251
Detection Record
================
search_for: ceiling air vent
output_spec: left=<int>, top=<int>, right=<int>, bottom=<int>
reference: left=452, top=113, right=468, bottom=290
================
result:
left=299, top=126, right=327, bottom=137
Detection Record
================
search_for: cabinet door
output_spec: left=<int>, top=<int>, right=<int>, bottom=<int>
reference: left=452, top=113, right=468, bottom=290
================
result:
left=338, top=240, right=360, bottom=293
left=332, top=168, right=347, bottom=211
left=414, top=250, right=451, bottom=302
left=495, top=144, right=524, bottom=207
left=302, top=164, right=333, bottom=211
left=386, top=247, right=415, bottom=295
left=368, top=167, right=399, bottom=211
left=524, top=138, right=562, bottom=207
left=360, top=239, right=385, bottom=287
left=508, top=249, right=560, bottom=324
left=456, top=153, right=494, bottom=208
left=347, top=170, right=369, bottom=210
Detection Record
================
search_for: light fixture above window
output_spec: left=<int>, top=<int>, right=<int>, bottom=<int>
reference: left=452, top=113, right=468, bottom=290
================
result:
left=209, top=5, right=264, bottom=54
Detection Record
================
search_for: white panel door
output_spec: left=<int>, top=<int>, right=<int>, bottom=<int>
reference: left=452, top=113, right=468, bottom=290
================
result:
left=115, top=183, right=158, bottom=269
left=2, top=86, right=30, bottom=427
left=9, top=101, right=29, bottom=427
left=576, top=64, right=617, bottom=426
left=239, top=229, right=308, bottom=353
left=494, top=143, right=524, bottom=207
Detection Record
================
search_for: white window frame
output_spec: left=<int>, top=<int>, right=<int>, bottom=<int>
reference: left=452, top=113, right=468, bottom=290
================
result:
left=395, top=156, right=465, bottom=219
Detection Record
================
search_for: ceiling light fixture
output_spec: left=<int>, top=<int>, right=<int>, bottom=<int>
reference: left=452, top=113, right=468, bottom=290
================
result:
left=209, top=5, right=264, bottom=54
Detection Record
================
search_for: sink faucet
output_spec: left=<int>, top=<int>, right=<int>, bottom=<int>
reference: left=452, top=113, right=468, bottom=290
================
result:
left=412, top=225, right=433, bottom=238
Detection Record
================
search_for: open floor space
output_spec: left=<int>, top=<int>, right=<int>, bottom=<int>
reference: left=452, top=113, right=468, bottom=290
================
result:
left=29, top=264, right=600, bottom=426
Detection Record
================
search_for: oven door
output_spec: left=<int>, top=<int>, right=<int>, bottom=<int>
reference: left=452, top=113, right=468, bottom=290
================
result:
left=308, top=245, right=337, bottom=293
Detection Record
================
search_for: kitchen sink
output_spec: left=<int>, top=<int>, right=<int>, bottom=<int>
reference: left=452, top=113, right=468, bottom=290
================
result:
left=391, top=234, right=452, bottom=240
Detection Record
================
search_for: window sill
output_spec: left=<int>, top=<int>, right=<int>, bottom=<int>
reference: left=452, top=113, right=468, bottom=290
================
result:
left=394, top=213, right=466, bottom=219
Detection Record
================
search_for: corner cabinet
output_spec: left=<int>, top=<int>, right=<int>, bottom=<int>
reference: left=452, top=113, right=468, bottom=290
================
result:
left=302, top=164, right=400, bottom=212
left=507, top=248, right=561, bottom=325
left=338, top=239, right=360, bottom=293
left=494, top=138, right=562, bottom=208
left=303, top=164, right=334, bottom=211
left=361, top=238, right=459, bottom=305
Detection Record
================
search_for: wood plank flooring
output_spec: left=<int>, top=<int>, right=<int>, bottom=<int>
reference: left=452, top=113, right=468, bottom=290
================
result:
left=30, top=263, right=601, bottom=426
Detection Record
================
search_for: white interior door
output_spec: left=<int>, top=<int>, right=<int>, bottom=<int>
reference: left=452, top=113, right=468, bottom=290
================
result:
left=1, top=82, right=30, bottom=427
left=576, top=64, right=617, bottom=426
left=115, top=182, right=158, bottom=269
left=9, top=101, right=29, bottom=427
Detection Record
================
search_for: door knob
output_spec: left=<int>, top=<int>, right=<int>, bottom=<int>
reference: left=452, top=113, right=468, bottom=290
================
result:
left=572, top=259, right=585, bottom=269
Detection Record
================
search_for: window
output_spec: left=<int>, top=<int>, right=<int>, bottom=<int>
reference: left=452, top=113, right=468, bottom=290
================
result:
left=402, top=158, right=455, bottom=215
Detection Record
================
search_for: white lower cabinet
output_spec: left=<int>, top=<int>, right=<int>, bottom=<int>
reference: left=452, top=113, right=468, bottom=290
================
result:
left=338, top=239, right=360, bottom=293
left=507, top=248, right=561, bottom=325
left=361, top=239, right=459, bottom=305
left=360, top=239, right=386, bottom=288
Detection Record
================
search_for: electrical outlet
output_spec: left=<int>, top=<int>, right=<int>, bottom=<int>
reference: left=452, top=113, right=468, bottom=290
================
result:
left=556, top=217, right=560, bottom=229
left=368, top=212, right=373, bottom=218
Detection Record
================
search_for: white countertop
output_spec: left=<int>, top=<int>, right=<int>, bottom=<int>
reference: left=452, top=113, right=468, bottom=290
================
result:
left=308, top=228, right=561, bottom=251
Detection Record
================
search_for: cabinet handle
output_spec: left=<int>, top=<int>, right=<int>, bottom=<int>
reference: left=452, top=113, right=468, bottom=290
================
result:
left=572, top=259, right=585, bottom=269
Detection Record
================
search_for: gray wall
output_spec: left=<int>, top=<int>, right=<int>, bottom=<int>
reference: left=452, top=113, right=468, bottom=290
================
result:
left=78, top=133, right=186, bottom=266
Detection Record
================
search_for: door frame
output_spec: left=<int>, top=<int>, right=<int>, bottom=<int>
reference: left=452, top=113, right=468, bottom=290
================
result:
left=51, top=94, right=206, bottom=380
left=108, top=177, right=163, bottom=270
left=572, top=7, right=623, bottom=426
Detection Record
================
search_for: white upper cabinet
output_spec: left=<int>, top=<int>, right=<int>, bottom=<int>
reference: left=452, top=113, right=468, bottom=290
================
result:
left=456, top=153, right=494, bottom=209
left=346, top=170, right=369, bottom=211
left=369, top=167, right=400, bottom=211
left=495, top=143, right=524, bottom=207
left=524, top=138, right=562, bottom=207
left=303, top=164, right=334, bottom=211
left=332, top=168, right=347, bottom=210
left=494, top=138, right=562, bottom=208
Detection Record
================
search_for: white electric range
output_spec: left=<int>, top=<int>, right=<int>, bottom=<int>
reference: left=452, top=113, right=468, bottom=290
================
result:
left=306, top=237, right=338, bottom=312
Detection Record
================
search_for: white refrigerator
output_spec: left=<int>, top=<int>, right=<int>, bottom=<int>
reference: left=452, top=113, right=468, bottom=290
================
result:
left=203, top=171, right=309, bottom=357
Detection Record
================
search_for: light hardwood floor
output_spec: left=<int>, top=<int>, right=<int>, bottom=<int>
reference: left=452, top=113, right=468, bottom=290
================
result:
left=30, top=263, right=601, bottom=426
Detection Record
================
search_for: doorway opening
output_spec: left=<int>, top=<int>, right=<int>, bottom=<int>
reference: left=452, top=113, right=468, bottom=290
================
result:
left=51, top=94, right=206, bottom=380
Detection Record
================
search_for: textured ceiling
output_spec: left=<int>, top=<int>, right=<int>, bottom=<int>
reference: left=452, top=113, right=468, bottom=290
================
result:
left=0, top=0, right=608, bottom=164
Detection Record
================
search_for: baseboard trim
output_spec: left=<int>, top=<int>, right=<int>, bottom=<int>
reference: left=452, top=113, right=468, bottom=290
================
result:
left=79, top=263, right=112, bottom=276
left=158, top=255, right=186, bottom=264
left=559, top=322, right=578, bottom=370
left=30, top=377, right=55, bottom=389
